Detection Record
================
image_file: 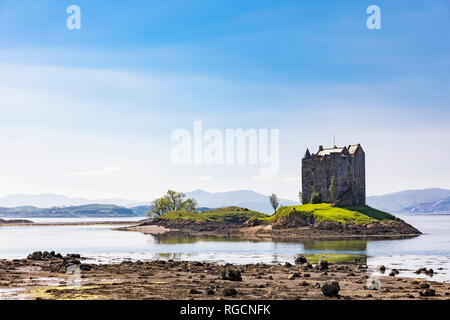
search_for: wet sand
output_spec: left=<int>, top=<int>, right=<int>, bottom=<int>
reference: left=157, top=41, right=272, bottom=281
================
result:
left=1, top=253, right=449, bottom=300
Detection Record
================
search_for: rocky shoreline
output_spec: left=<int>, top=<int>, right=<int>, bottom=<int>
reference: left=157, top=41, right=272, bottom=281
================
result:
left=121, top=215, right=421, bottom=241
left=0, top=252, right=449, bottom=300
left=0, top=218, right=34, bottom=225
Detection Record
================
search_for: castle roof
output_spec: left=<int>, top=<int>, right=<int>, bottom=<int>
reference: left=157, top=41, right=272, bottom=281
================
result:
left=311, top=144, right=363, bottom=158
left=317, top=146, right=345, bottom=156
left=303, top=148, right=311, bottom=159
left=348, top=144, right=361, bottom=154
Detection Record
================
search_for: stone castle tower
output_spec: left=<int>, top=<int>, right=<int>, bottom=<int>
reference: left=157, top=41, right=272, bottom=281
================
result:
left=301, top=144, right=365, bottom=206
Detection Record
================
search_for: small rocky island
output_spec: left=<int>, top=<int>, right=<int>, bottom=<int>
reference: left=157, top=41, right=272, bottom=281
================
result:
left=123, top=204, right=420, bottom=240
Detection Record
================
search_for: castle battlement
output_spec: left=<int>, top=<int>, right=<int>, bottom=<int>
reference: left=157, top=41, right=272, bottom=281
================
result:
left=301, top=144, right=365, bottom=206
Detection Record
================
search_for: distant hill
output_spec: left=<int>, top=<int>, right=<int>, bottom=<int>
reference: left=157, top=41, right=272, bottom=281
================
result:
left=0, top=190, right=298, bottom=216
left=185, top=189, right=299, bottom=214
left=3, top=188, right=449, bottom=217
left=0, top=193, right=148, bottom=208
left=403, top=196, right=450, bottom=213
left=367, top=188, right=450, bottom=213
left=0, top=204, right=142, bottom=218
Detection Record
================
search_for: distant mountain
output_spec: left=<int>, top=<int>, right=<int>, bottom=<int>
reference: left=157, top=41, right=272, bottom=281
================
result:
left=2, top=188, right=449, bottom=216
left=0, top=190, right=299, bottom=216
left=129, top=205, right=152, bottom=216
left=367, top=188, right=450, bottom=213
left=0, top=193, right=148, bottom=208
left=185, top=189, right=299, bottom=214
left=403, top=196, right=450, bottom=213
left=0, top=204, right=142, bottom=218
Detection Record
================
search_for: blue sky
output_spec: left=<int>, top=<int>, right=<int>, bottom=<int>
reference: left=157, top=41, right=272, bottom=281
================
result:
left=0, top=0, right=449, bottom=201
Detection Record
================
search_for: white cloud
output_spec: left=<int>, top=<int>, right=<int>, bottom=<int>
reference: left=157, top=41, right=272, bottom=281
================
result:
left=66, top=166, right=122, bottom=177
left=198, top=176, right=212, bottom=181
left=283, top=176, right=300, bottom=183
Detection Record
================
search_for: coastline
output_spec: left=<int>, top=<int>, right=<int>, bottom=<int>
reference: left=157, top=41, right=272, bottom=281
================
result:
left=0, top=221, right=140, bottom=227
left=1, top=254, right=448, bottom=300
left=118, top=218, right=422, bottom=241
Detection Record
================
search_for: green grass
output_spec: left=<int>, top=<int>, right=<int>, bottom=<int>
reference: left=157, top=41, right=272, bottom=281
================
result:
left=158, top=206, right=267, bottom=222
left=344, top=205, right=396, bottom=221
left=158, top=204, right=396, bottom=226
left=263, top=203, right=395, bottom=225
left=301, top=253, right=366, bottom=264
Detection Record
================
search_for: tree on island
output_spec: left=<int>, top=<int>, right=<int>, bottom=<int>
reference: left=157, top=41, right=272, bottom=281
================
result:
left=269, top=193, right=280, bottom=215
left=298, top=191, right=303, bottom=204
left=148, top=190, right=198, bottom=216
left=310, top=192, right=322, bottom=204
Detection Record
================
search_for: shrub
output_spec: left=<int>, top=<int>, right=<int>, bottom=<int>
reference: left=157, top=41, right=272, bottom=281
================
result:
left=310, top=192, right=322, bottom=204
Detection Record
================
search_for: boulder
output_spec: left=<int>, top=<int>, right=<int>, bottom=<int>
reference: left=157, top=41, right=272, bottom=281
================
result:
left=222, top=269, right=242, bottom=281
left=321, top=280, right=340, bottom=297
left=288, top=273, right=300, bottom=280
left=188, top=288, right=201, bottom=294
left=205, top=288, right=215, bottom=295
left=419, top=288, right=435, bottom=297
left=80, top=264, right=91, bottom=271
left=294, top=255, right=307, bottom=264
left=302, top=262, right=312, bottom=269
left=27, top=251, right=43, bottom=260
left=318, top=259, right=329, bottom=270
left=223, top=288, right=237, bottom=296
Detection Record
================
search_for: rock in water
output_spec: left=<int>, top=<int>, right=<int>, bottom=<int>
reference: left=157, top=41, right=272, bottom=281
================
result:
left=321, top=280, right=340, bottom=297
left=222, top=269, right=242, bottom=281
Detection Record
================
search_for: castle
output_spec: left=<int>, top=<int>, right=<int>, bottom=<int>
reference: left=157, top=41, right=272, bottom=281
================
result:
left=301, top=144, right=365, bottom=206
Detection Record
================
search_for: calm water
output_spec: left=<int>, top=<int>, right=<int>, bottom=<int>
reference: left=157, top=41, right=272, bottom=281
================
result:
left=0, top=215, right=449, bottom=282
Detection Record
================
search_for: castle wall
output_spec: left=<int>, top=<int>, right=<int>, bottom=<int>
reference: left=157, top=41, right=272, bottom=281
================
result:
left=352, top=149, right=365, bottom=204
left=302, top=155, right=336, bottom=203
left=301, top=146, right=366, bottom=205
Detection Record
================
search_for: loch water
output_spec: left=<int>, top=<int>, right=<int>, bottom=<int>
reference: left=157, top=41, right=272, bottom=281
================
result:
left=0, top=214, right=449, bottom=282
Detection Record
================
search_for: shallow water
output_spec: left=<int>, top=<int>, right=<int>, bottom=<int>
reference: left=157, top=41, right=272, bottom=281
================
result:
left=0, top=214, right=449, bottom=282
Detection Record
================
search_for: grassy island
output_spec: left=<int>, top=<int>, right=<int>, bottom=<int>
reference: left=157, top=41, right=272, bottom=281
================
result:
left=157, top=203, right=396, bottom=225
left=158, top=206, right=267, bottom=222
left=264, top=203, right=396, bottom=225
